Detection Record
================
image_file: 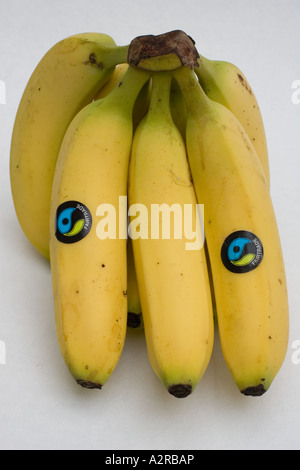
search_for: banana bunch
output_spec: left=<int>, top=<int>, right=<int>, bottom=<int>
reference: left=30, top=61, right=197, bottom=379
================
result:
left=10, top=30, right=289, bottom=397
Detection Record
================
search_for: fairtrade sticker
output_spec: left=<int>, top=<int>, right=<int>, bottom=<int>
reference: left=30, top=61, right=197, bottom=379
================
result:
left=55, top=201, right=92, bottom=244
left=221, top=230, right=264, bottom=273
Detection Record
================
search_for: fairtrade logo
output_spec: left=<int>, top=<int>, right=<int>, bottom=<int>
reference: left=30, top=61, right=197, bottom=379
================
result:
left=221, top=230, right=263, bottom=273
left=55, top=201, right=92, bottom=244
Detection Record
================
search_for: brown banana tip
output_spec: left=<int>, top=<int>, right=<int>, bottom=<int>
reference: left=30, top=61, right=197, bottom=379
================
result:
left=127, top=312, right=142, bottom=328
left=76, top=379, right=102, bottom=390
left=241, top=384, right=266, bottom=397
left=168, top=384, right=192, bottom=398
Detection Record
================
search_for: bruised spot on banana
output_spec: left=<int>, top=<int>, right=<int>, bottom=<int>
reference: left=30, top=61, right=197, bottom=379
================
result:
left=237, top=72, right=253, bottom=94
left=84, top=52, right=106, bottom=69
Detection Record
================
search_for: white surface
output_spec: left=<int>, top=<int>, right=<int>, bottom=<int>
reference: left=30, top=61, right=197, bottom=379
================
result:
left=1, top=0, right=300, bottom=451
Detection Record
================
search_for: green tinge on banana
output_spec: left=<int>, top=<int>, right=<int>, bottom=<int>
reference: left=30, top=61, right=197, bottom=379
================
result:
left=194, top=54, right=270, bottom=186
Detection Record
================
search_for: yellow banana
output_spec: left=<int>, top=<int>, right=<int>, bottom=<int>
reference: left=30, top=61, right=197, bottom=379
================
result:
left=10, top=32, right=129, bottom=260
left=132, top=79, right=151, bottom=131
left=49, top=66, right=150, bottom=389
left=170, top=78, right=187, bottom=140
left=95, top=63, right=150, bottom=131
left=195, top=55, right=270, bottom=185
left=127, top=237, right=143, bottom=329
left=95, top=64, right=144, bottom=328
left=174, top=66, right=289, bottom=396
left=128, top=72, right=214, bottom=398
left=94, top=63, right=129, bottom=99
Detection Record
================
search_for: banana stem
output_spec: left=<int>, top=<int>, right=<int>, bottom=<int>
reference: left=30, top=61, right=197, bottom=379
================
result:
left=173, top=66, right=211, bottom=118
left=99, top=65, right=151, bottom=113
left=147, top=72, right=173, bottom=120
left=194, top=54, right=212, bottom=83
left=101, top=44, right=130, bottom=69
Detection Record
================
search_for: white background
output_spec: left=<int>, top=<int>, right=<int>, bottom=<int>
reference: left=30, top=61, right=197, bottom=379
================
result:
left=1, top=0, right=300, bottom=450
